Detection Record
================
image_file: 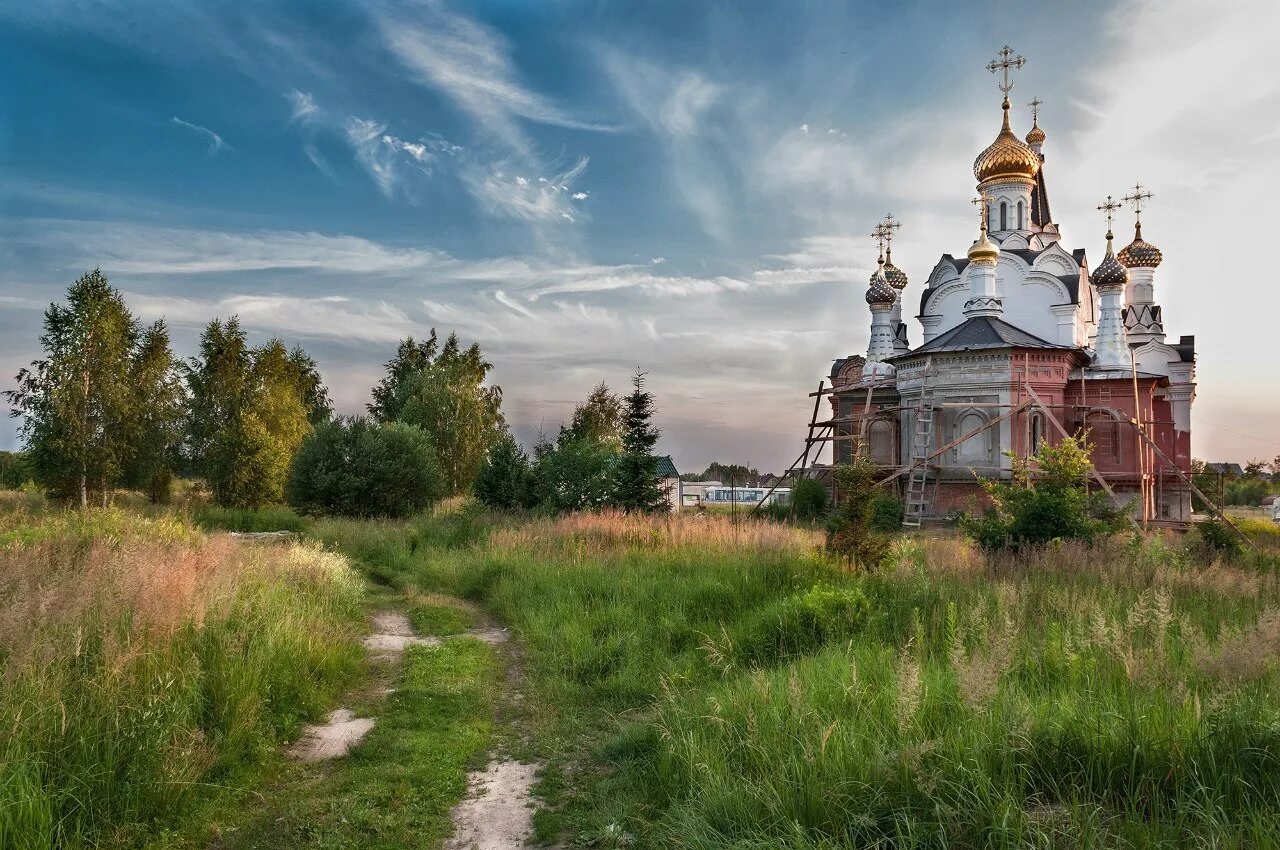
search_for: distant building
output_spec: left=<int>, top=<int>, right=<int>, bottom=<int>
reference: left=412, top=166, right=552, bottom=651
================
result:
left=655, top=455, right=682, bottom=512
left=1203, top=463, right=1246, bottom=477
left=701, top=485, right=791, bottom=507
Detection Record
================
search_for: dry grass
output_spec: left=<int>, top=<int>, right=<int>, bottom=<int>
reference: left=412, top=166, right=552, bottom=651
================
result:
left=487, top=508, right=821, bottom=556
left=0, top=509, right=362, bottom=848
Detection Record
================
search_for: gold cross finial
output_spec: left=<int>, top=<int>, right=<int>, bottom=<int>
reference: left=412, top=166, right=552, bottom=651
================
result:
left=987, top=45, right=1026, bottom=95
left=1028, top=97, right=1043, bottom=124
left=1122, top=183, right=1154, bottom=222
left=877, top=214, right=902, bottom=245
left=971, top=194, right=991, bottom=230
left=1097, top=194, right=1122, bottom=237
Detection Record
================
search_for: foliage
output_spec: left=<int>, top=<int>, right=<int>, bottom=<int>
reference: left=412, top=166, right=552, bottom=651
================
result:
left=564, top=381, right=624, bottom=448
left=367, top=331, right=438, bottom=423
left=5, top=269, right=138, bottom=505
left=790, top=477, right=829, bottom=522
left=730, top=584, right=871, bottom=665
left=190, top=503, right=308, bottom=533
left=1192, top=517, right=1243, bottom=560
left=0, top=514, right=361, bottom=848
left=315, top=510, right=1280, bottom=849
left=120, top=320, right=186, bottom=503
left=612, top=370, right=667, bottom=513
left=825, top=458, right=893, bottom=566
left=871, top=492, right=905, bottom=532
left=0, top=451, right=33, bottom=489
left=472, top=431, right=535, bottom=510
left=287, top=418, right=446, bottom=518
left=961, top=434, right=1129, bottom=550
left=531, top=435, right=617, bottom=513
left=390, top=333, right=505, bottom=495
left=186, top=321, right=322, bottom=508
left=681, top=461, right=770, bottom=485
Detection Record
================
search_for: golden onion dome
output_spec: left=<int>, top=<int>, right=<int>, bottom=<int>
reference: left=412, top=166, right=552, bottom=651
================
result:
left=883, top=247, right=909, bottom=290
left=1091, top=230, right=1130, bottom=288
left=865, top=264, right=896, bottom=306
left=967, top=226, right=999, bottom=265
left=1117, top=221, right=1163, bottom=268
left=974, top=98, right=1040, bottom=184
left=1026, top=120, right=1045, bottom=146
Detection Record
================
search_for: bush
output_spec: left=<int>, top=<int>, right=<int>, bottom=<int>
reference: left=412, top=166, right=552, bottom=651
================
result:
left=287, top=418, right=446, bottom=518
left=960, top=435, right=1128, bottom=550
left=530, top=437, right=617, bottom=513
left=871, top=493, right=904, bottom=532
left=1191, top=517, right=1243, bottom=560
left=826, top=459, right=894, bottom=567
left=790, top=478, right=829, bottom=522
left=473, top=432, right=534, bottom=510
left=0, top=451, right=33, bottom=490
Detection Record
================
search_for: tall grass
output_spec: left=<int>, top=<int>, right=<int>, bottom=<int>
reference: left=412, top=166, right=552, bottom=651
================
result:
left=0, top=509, right=363, bottom=849
left=315, top=509, right=1280, bottom=847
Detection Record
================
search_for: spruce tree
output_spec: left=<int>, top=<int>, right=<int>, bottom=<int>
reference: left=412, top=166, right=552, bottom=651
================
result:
left=613, top=370, right=667, bottom=513
left=368, top=331, right=438, bottom=422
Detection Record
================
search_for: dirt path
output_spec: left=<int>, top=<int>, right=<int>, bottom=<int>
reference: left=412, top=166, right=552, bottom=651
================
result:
left=288, top=600, right=542, bottom=848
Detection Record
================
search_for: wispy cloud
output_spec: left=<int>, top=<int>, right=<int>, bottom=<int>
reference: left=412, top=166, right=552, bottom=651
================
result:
left=126, top=292, right=418, bottom=343
left=374, top=0, right=612, bottom=156
left=172, top=116, right=230, bottom=154
left=460, top=156, right=590, bottom=222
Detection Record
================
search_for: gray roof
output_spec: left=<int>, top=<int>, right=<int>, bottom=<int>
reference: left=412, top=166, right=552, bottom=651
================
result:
left=918, top=247, right=1086, bottom=315
left=891, top=315, right=1072, bottom=358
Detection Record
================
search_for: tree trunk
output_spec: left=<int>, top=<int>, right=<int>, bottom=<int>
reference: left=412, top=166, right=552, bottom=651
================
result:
left=79, top=462, right=88, bottom=509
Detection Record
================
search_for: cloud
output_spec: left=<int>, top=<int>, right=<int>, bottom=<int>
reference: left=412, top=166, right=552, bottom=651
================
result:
left=460, top=155, right=589, bottom=222
left=375, top=0, right=612, bottom=155
left=287, top=89, right=319, bottom=123
left=126, top=292, right=419, bottom=343
left=172, top=116, right=230, bottom=154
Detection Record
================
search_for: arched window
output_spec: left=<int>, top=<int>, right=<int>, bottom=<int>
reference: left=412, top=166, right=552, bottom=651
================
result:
left=999, top=202, right=1008, bottom=231
left=956, top=411, right=990, bottom=466
left=868, top=419, right=894, bottom=464
left=1017, top=201, right=1025, bottom=230
left=1030, top=413, right=1044, bottom=453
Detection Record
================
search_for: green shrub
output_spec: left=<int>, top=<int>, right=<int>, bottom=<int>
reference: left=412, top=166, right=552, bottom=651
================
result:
left=0, top=451, right=33, bottom=490
left=530, top=437, right=617, bottom=513
left=826, top=459, right=894, bottom=567
left=1192, top=517, right=1243, bottom=560
left=960, top=435, right=1129, bottom=550
left=790, top=478, right=829, bottom=522
left=473, top=432, right=535, bottom=510
left=871, top=493, right=904, bottom=531
left=287, top=418, right=446, bottom=518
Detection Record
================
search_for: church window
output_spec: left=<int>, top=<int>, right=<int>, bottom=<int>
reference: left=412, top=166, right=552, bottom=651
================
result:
left=868, top=419, right=894, bottom=464
left=1030, top=413, right=1044, bottom=453
left=1017, top=201, right=1025, bottom=230
left=999, top=202, right=1008, bottom=231
left=956, top=411, right=989, bottom=466
left=1087, top=413, right=1123, bottom=466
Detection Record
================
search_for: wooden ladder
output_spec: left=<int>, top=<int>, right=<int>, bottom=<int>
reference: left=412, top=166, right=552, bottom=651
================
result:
left=902, top=385, right=937, bottom=529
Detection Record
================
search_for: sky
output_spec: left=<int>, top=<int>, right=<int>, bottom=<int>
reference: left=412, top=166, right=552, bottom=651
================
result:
left=2, top=0, right=1279, bottom=473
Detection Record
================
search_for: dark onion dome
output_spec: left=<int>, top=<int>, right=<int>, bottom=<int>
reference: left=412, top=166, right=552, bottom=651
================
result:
left=1091, top=230, right=1130, bottom=288
left=1117, top=221, right=1163, bottom=268
left=883, top=247, right=909, bottom=290
left=974, top=98, right=1041, bottom=184
left=866, top=266, right=896, bottom=306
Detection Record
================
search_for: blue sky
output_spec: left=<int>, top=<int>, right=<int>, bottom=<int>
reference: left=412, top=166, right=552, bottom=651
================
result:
left=3, top=0, right=1279, bottom=471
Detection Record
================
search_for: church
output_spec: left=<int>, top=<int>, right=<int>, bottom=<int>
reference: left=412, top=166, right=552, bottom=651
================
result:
left=825, top=46, right=1196, bottom=526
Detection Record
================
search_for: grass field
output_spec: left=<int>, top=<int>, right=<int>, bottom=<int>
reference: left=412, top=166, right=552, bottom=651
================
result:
left=316, top=507, right=1280, bottom=849
left=0, top=499, right=363, bottom=849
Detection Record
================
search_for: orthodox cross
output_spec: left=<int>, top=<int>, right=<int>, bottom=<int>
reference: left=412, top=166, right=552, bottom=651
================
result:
left=987, top=45, right=1026, bottom=94
left=1028, top=97, right=1043, bottom=124
left=876, top=214, right=902, bottom=246
left=971, top=194, right=992, bottom=230
left=1122, top=183, right=1154, bottom=223
left=1097, top=195, right=1122, bottom=235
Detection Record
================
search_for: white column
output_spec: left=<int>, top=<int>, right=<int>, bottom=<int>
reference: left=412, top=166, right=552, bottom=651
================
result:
left=1093, top=284, right=1128, bottom=368
left=963, top=261, right=1002, bottom=318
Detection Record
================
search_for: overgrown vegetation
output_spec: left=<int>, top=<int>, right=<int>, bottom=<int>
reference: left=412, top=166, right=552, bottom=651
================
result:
left=0, top=506, right=362, bottom=848
left=313, top=506, right=1280, bottom=848
left=962, top=434, right=1129, bottom=549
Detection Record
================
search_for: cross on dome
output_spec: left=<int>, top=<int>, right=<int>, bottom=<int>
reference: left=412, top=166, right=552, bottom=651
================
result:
left=1096, top=194, right=1122, bottom=235
left=1123, top=183, right=1154, bottom=222
left=987, top=45, right=1026, bottom=95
